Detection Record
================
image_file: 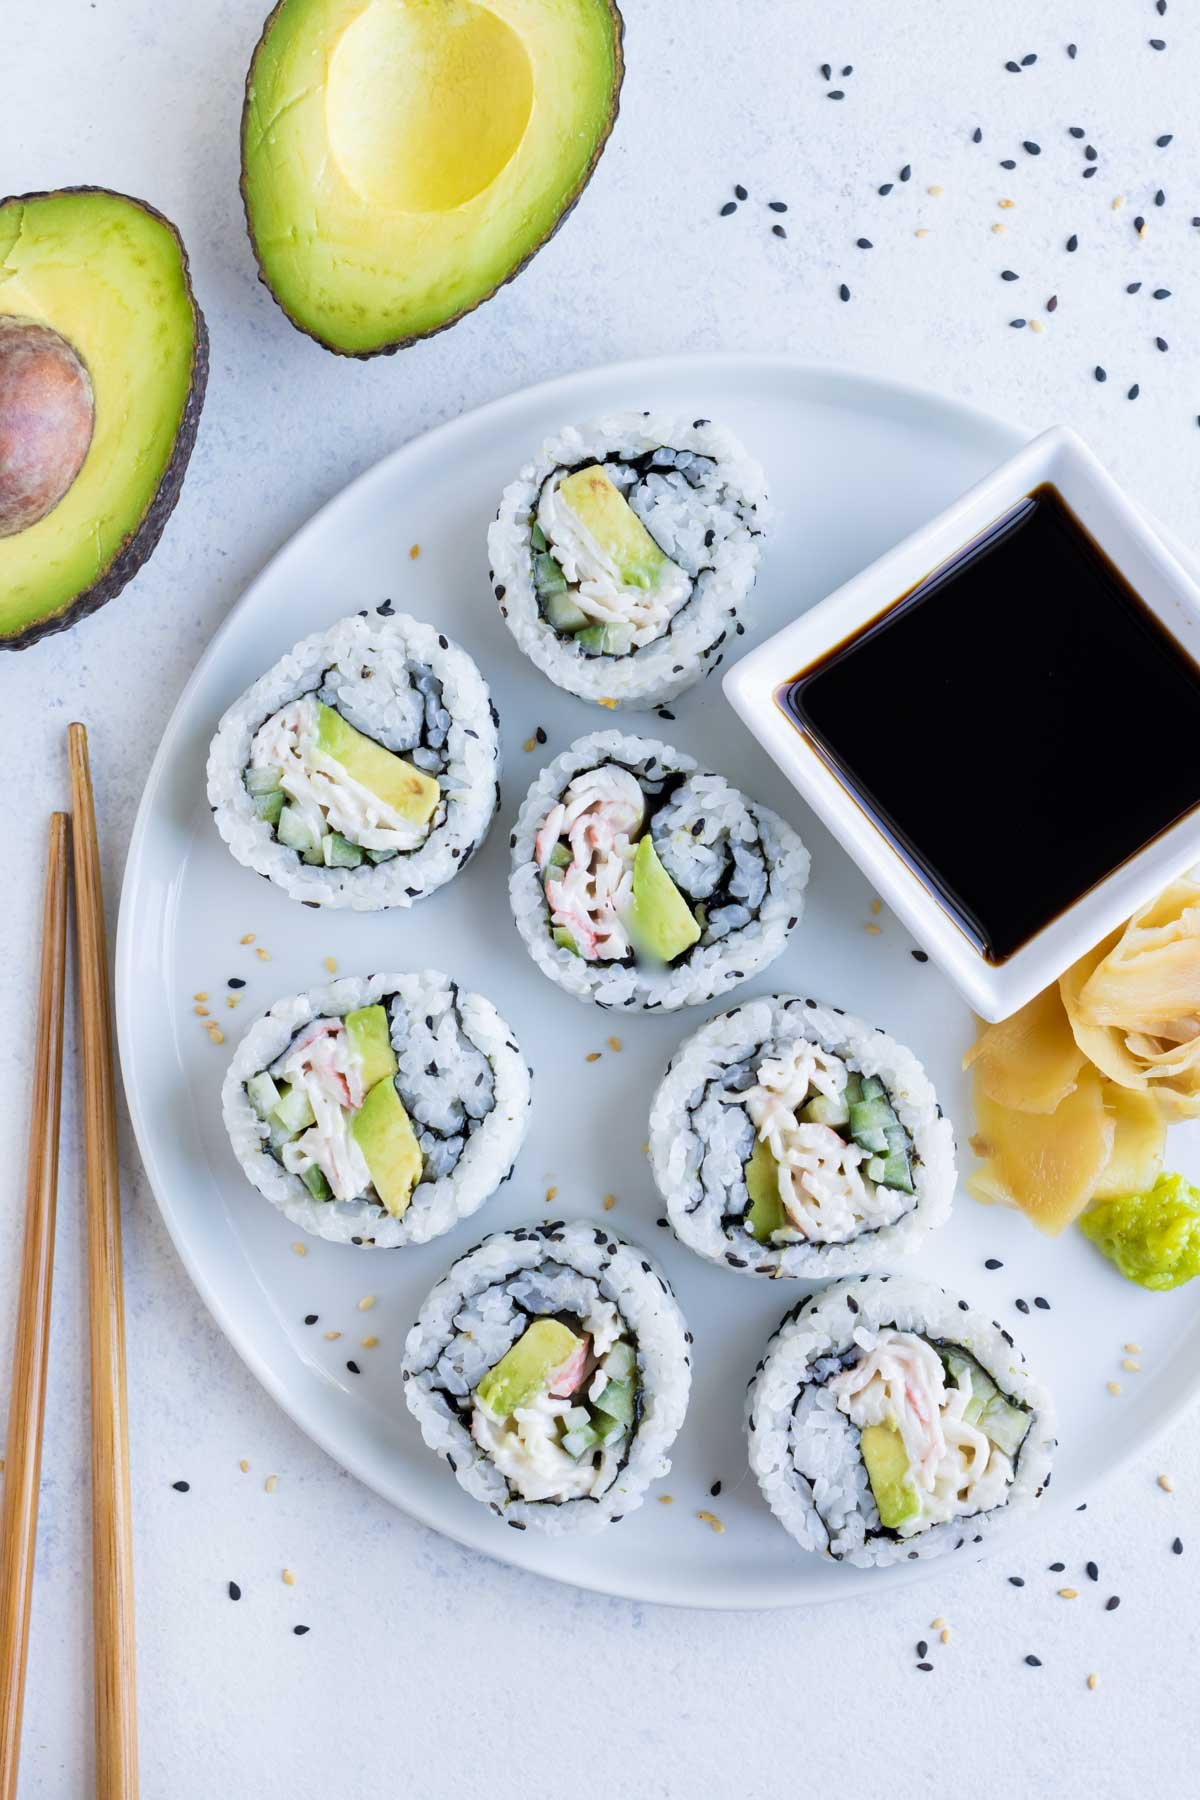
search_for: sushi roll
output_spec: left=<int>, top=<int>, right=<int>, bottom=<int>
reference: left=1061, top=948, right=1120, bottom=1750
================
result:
left=488, top=412, right=768, bottom=710
left=509, top=731, right=810, bottom=1010
left=747, top=1277, right=1056, bottom=1569
left=221, top=972, right=531, bottom=1248
left=403, top=1220, right=692, bottom=1533
left=649, top=996, right=954, bottom=1277
left=207, top=610, right=500, bottom=909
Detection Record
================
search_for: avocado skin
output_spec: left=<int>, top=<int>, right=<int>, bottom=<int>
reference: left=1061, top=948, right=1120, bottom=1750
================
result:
left=0, top=187, right=208, bottom=652
left=238, top=0, right=626, bottom=359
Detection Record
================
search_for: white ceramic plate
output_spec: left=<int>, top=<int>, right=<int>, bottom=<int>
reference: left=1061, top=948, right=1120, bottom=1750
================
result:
left=117, top=355, right=1200, bottom=1609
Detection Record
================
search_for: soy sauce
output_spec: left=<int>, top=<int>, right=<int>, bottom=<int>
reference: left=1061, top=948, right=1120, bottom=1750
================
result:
left=778, top=484, right=1200, bottom=963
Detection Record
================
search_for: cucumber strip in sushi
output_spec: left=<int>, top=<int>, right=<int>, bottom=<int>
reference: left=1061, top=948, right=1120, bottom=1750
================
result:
left=509, top=732, right=810, bottom=1010
left=650, top=996, right=954, bottom=1276
left=403, top=1220, right=691, bottom=1532
left=747, top=1277, right=1056, bottom=1569
left=207, top=609, right=500, bottom=909
left=488, top=413, right=768, bottom=710
left=221, top=973, right=531, bottom=1248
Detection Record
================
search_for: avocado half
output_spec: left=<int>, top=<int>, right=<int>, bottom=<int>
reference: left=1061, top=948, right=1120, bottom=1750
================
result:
left=240, top=0, right=625, bottom=358
left=0, top=188, right=208, bottom=650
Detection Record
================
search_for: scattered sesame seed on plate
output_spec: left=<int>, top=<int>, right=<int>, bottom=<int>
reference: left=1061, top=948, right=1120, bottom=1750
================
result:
left=769, top=200, right=788, bottom=213
left=697, top=1511, right=725, bottom=1534
left=972, top=128, right=982, bottom=143
left=1009, top=1576, right=1025, bottom=1587
left=226, top=997, right=238, bottom=1010
left=1157, top=134, right=1173, bottom=148
left=998, top=198, right=1015, bottom=209
left=265, top=1475, right=278, bottom=1493
left=1001, top=269, right=1019, bottom=281
left=865, top=921, right=883, bottom=932
left=239, top=1459, right=250, bottom=1473
left=357, top=1294, right=376, bottom=1312
left=360, top=1335, right=378, bottom=1349
left=535, top=726, right=547, bottom=744
left=916, top=1661, right=933, bottom=1673
left=931, top=1615, right=946, bottom=1629
left=658, top=1493, right=674, bottom=1505
left=1158, top=1473, right=1176, bottom=1492
left=772, top=225, right=788, bottom=239
left=282, top=1569, right=296, bottom=1587
left=710, top=1480, right=723, bottom=1497
left=1105, top=1595, right=1121, bottom=1611
left=914, top=228, right=929, bottom=239
left=857, top=238, right=873, bottom=249
left=927, top=185, right=944, bottom=197
left=193, top=991, right=208, bottom=1002
left=291, top=1242, right=307, bottom=1258
left=1086, top=1560, right=1099, bottom=1580
left=1112, top=195, right=1125, bottom=210
left=1067, top=43, right=1077, bottom=58
left=193, top=1004, right=209, bottom=1017
left=1128, top=282, right=1143, bottom=293
left=1156, top=336, right=1169, bottom=351
left=1025, top=1655, right=1042, bottom=1668
left=1066, top=234, right=1078, bottom=251
left=1058, top=1587, right=1078, bottom=1599
left=820, top=62, right=831, bottom=80
left=602, top=1194, right=617, bottom=1211
left=839, top=283, right=851, bottom=301
left=585, top=1051, right=602, bottom=1063
left=522, top=736, right=537, bottom=753
left=940, top=1628, right=951, bottom=1645
left=1016, top=1298, right=1030, bottom=1313
left=911, top=949, right=928, bottom=962
left=1087, top=1673, right=1099, bottom=1691
left=1128, top=385, right=1140, bottom=400
left=1095, top=366, right=1107, bottom=383
left=1123, top=1357, right=1141, bottom=1371
left=172, top=1480, right=190, bottom=1493
left=1049, top=1561, right=1066, bottom=1572
left=899, top=165, right=911, bottom=182
left=293, top=1624, right=310, bottom=1636
left=1000, top=159, right=1016, bottom=170
left=827, top=89, right=845, bottom=100
left=1030, top=320, right=1044, bottom=333
left=1149, top=38, right=1166, bottom=51
left=1107, top=1380, right=1121, bottom=1395
left=409, top=545, right=420, bottom=559
left=240, top=933, right=255, bottom=945
left=878, top=184, right=892, bottom=196
left=734, top=184, right=748, bottom=202
left=206, top=1024, right=225, bottom=1044
left=545, top=1185, right=558, bottom=1203
left=324, top=1330, right=341, bottom=1341
left=992, top=224, right=1006, bottom=235
left=985, top=1258, right=1003, bottom=1270
left=303, top=1313, right=317, bottom=1325
left=916, top=1639, right=928, bottom=1658
left=1023, top=141, right=1040, bottom=156
left=323, top=956, right=337, bottom=973
left=607, top=1036, right=623, bottom=1051
left=346, top=1360, right=360, bottom=1375
left=1034, top=1296, right=1050, bottom=1310
left=255, top=947, right=270, bottom=961
left=228, top=1581, right=241, bottom=1602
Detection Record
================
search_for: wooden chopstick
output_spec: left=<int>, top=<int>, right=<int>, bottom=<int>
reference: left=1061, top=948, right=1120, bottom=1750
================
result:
left=0, top=814, right=70, bottom=1800
left=69, top=724, right=140, bottom=1800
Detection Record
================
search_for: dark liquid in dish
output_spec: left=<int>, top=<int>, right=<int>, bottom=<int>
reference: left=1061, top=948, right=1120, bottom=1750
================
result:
left=778, top=483, right=1200, bottom=964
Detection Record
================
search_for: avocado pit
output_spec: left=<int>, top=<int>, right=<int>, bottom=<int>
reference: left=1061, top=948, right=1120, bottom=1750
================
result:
left=0, top=316, right=95, bottom=538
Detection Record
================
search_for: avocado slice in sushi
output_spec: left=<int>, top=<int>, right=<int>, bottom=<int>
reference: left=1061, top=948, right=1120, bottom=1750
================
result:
left=345, top=1004, right=397, bottom=1090
left=475, top=1319, right=582, bottom=1420
left=745, top=1135, right=787, bottom=1243
left=349, top=1077, right=422, bottom=1219
left=557, top=464, right=675, bottom=592
left=860, top=1423, right=920, bottom=1530
left=629, top=836, right=701, bottom=963
left=315, top=702, right=439, bottom=824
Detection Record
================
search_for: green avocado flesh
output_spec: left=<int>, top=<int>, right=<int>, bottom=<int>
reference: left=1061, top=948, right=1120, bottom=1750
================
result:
left=476, top=1319, right=581, bottom=1419
left=345, top=1004, right=397, bottom=1090
left=315, top=702, right=439, bottom=822
left=557, top=464, right=672, bottom=589
left=349, top=1077, right=422, bottom=1218
left=860, top=1423, right=919, bottom=1529
left=0, top=188, right=206, bottom=647
left=241, top=0, right=624, bottom=356
left=745, top=1136, right=786, bottom=1243
left=1080, top=1171, right=1200, bottom=1290
left=629, top=835, right=701, bottom=963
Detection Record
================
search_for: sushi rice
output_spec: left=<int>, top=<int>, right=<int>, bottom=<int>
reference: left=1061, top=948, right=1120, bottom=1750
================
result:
left=403, top=1220, right=692, bottom=1533
left=207, top=609, right=500, bottom=909
left=747, top=1276, right=1056, bottom=1569
left=488, top=412, right=768, bottom=710
left=509, top=731, right=810, bottom=1010
left=221, top=972, right=531, bottom=1248
left=650, top=996, right=955, bottom=1277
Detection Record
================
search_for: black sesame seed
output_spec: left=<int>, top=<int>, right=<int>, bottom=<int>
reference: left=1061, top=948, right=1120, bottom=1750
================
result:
left=1157, top=134, right=1173, bottom=147
left=1105, top=1595, right=1121, bottom=1611
left=228, top=976, right=246, bottom=989
left=172, top=1480, right=190, bottom=1493
left=842, top=64, right=853, bottom=76
left=1127, top=281, right=1143, bottom=293
left=972, top=127, right=982, bottom=143
left=1046, top=294, right=1058, bottom=312
left=710, top=1480, right=722, bottom=1497
left=1082, top=165, right=1097, bottom=178
left=900, top=164, right=912, bottom=181
left=1084, top=144, right=1097, bottom=161
left=1155, top=189, right=1166, bottom=206
left=1049, top=1561, right=1066, bottom=1572
left=1034, top=1296, right=1050, bottom=1309
left=985, top=1257, right=1003, bottom=1270
left=911, top=949, right=929, bottom=962
left=772, top=224, right=788, bottom=238
left=857, top=237, right=873, bottom=249
left=1156, top=336, right=1169, bottom=351
left=1086, top=1561, right=1099, bottom=1581
left=734, top=184, right=748, bottom=201
left=1067, top=43, right=1077, bottom=59
left=1000, top=159, right=1017, bottom=170
left=1025, top=1655, right=1042, bottom=1668
left=1078, top=1503, right=1088, bottom=1511
left=1134, top=216, right=1146, bottom=231
left=304, top=1313, right=318, bottom=1326
left=916, top=1640, right=928, bottom=1657
left=1016, top=1297, right=1030, bottom=1312
left=1158, top=0, right=1167, bottom=13
left=1066, top=233, right=1078, bottom=251
left=1001, top=269, right=1019, bottom=281
left=228, top=1581, right=241, bottom=1602
left=346, top=1360, right=360, bottom=1374
left=878, top=182, right=893, bottom=195
left=768, top=200, right=788, bottom=213
left=820, top=62, right=831, bottom=80
left=1021, top=52, right=1037, bottom=66
left=719, top=202, right=737, bottom=217
left=1024, top=141, right=1041, bottom=156
left=1009, top=1576, right=1025, bottom=1587
left=1005, top=60, right=1020, bottom=73
left=1154, top=288, right=1171, bottom=300
left=827, top=89, right=845, bottom=100
left=293, top=1625, right=310, bottom=1636
left=1150, top=39, right=1166, bottom=51
left=1069, top=126, right=1086, bottom=139
left=1172, top=1537, right=1183, bottom=1555
left=1095, top=365, right=1107, bottom=382
left=916, top=1661, right=934, bottom=1672
left=839, top=283, right=851, bottom=301
left=1010, top=318, right=1027, bottom=329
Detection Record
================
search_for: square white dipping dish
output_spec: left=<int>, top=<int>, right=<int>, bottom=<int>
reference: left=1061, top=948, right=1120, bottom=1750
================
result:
left=724, top=424, right=1200, bottom=1021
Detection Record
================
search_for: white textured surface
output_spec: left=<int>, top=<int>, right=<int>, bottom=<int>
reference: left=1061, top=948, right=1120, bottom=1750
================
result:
left=2, top=2, right=1199, bottom=1794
